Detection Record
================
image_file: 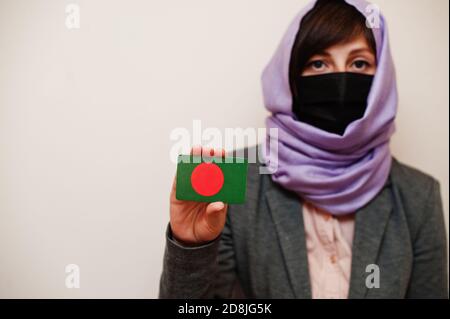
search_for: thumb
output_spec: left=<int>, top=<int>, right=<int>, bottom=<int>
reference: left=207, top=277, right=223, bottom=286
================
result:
left=205, top=201, right=228, bottom=229
left=206, top=201, right=225, bottom=213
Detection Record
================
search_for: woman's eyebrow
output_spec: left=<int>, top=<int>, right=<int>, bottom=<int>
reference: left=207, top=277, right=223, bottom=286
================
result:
left=309, top=51, right=332, bottom=58
left=349, top=48, right=374, bottom=55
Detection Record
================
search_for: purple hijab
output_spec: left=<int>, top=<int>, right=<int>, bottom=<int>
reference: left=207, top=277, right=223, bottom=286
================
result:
left=262, top=0, right=398, bottom=215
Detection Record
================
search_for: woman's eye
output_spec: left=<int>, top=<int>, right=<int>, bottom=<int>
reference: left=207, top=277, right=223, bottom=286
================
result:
left=352, top=60, right=369, bottom=69
left=308, top=60, right=325, bottom=71
left=312, top=61, right=325, bottom=69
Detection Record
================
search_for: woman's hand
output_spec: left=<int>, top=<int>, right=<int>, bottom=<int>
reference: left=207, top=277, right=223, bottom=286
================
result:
left=169, top=146, right=228, bottom=246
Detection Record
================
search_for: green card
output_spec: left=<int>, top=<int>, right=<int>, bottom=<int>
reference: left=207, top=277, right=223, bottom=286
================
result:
left=176, top=154, right=248, bottom=204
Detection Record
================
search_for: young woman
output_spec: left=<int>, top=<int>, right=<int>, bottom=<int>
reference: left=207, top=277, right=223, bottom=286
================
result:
left=160, top=0, right=448, bottom=298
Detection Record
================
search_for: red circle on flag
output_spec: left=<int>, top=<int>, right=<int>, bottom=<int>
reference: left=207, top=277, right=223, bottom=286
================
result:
left=191, top=162, right=224, bottom=197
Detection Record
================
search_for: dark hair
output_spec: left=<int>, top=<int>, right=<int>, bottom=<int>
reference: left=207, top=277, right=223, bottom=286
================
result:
left=289, top=0, right=376, bottom=95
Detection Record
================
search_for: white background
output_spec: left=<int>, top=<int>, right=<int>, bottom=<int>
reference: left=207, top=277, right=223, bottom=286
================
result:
left=0, top=0, right=448, bottom=298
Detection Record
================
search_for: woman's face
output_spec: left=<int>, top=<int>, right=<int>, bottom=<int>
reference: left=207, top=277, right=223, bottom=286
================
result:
left=301, top=34, right=377, bottom=76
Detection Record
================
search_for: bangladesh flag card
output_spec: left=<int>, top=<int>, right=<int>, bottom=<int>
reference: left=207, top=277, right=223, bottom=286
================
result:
left=175, top=154, right=248, bottom=204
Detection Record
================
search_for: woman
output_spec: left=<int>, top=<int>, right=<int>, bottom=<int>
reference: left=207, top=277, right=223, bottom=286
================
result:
left=160, top=0, right=448, bottom=298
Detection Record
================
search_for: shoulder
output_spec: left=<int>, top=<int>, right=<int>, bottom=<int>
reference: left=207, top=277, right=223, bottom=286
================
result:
left=390, top=156, right=440, bottom=204
left=389, top=157, right=442, bottom=235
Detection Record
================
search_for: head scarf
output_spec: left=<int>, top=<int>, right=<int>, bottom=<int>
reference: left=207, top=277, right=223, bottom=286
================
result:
left=262, top=0, right=397, bottom=215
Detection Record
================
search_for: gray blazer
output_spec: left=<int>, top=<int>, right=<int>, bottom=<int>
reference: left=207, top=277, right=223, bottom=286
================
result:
left=159, top=153, right=448, bottom=299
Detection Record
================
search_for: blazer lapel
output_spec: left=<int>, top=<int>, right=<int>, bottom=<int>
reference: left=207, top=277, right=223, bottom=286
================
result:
left=348, top=177, right=393, bottom=298
left=265, top=182, right=311, bottom=299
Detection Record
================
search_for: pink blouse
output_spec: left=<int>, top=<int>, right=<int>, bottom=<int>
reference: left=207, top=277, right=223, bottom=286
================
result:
left=302, top=201, right=356, bottom=299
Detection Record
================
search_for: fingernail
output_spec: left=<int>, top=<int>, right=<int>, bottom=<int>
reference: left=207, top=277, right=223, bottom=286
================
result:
left=215, top=202, right=224, bottom=210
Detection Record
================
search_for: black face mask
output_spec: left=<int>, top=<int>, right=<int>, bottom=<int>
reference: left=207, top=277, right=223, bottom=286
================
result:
left=292, top=72, right=374, bottom=136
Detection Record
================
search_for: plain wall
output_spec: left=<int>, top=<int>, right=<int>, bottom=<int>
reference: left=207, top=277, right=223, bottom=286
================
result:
left=0, top=0, right=448, bottom=298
